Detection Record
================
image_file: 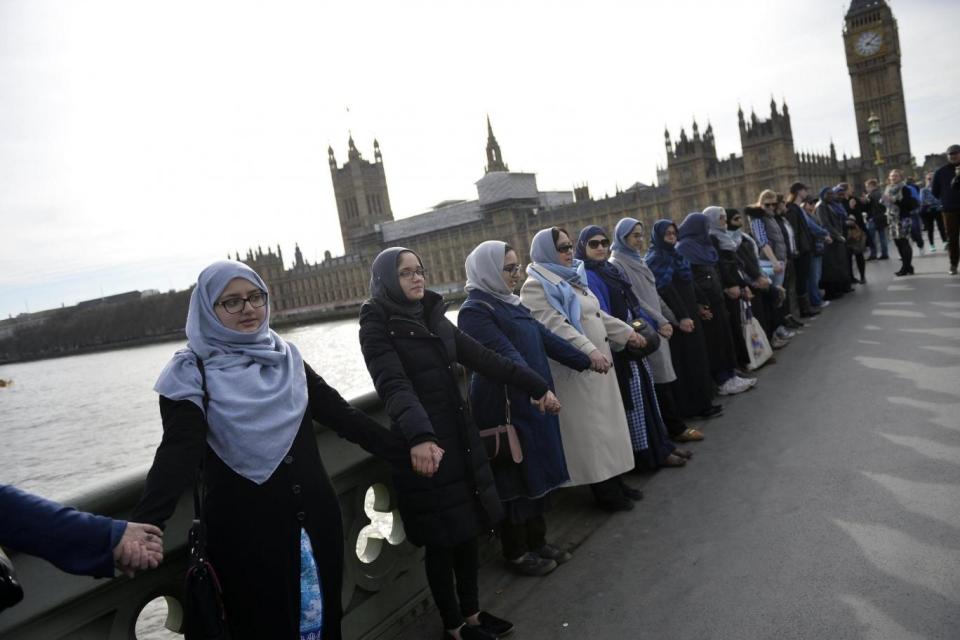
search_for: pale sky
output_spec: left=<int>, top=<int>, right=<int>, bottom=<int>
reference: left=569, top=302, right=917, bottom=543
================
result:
left=2, top=0, right=957, bottom=319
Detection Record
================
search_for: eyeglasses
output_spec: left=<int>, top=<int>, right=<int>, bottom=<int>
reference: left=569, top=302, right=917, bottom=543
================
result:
left=586, top=239, right=611, bottom=249
left=398, top=268, right=427, bottom=280
left=556, top=243, right=574, bottom=253
left=762, top=202, right=775, bottom=208
left=502, top=263, right=523, bottom=275
left=216, top=291, right=268, bottom=314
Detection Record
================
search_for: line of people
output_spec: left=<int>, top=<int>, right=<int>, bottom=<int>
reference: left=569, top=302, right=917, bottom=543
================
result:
left=14, top=158, right=957, bottom=638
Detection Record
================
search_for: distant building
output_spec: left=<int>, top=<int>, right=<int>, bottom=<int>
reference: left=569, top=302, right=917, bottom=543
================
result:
left=242, top=0, right=917, bottom=317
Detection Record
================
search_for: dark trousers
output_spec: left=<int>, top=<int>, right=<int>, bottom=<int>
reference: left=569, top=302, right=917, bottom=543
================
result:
left=849, top=251, right=866, bottom=281
left=945, top=211, right=960, bottom=268
left=424, top=539, right=480, bottom=629
left=655, top=381, right=688, bottom=438
left=894, top=238, right=913, bottom=271
left=500, top=514, right=547, bottom=560
left=922, top=208, right=947, bottom=244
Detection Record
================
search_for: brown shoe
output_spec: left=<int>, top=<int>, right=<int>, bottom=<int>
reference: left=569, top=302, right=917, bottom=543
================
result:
left=673, top=427, right=704, bottom=443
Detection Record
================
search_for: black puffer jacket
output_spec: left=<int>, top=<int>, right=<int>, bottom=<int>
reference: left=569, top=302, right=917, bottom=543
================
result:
left=359, top=290, right=548, bottom=547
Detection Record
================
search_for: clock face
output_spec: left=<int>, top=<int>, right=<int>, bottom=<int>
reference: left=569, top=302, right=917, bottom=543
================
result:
left=856, top=31, right=883, bottom=56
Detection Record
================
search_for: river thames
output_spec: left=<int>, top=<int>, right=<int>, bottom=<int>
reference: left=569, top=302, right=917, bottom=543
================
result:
left=0, top=313, right=451, bottom=501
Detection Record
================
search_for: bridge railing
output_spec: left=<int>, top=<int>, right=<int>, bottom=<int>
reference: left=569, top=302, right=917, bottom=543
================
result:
left=0, top=391, right=431, bottom=640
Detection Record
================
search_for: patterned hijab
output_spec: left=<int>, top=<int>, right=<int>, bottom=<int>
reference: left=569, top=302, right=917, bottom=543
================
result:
left=154, top=260, right=308, bottom=485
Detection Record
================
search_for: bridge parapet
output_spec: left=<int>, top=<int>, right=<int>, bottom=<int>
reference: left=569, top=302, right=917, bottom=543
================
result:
left=0, top=391, right=431, bottom=640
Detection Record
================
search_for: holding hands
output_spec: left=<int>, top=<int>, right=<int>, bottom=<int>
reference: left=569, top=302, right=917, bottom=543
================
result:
left=113, top=522, right=164, bottom=578
left=677, top=318, right=695, bottom=333
left=626, top=332, right=647, bottom=351
left=532, top=390, right=562, bottom=415
left=410, top=441, right=445, bottom=478
left=658, top=323, right=674, bottom=339
left=587, top=349, right=611, bottom=374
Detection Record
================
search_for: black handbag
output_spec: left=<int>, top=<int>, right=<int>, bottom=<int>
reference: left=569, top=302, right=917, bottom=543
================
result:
left=0, top=547, right=24, bottom=613
left=182, top=355, right=231, bottom=640
left=626, top=315, right=661, bottom=359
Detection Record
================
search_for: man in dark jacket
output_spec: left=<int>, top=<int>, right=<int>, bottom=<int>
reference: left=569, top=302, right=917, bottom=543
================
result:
left=931, top=144, right=960, bottom=274
left=785, top=182, right=814, bottom=317
left=865, top=179, right=889, bottom=260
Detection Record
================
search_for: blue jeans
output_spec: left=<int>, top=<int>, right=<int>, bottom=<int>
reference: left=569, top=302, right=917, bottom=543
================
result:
left=868, top=221, right=889, bottom=258
left=808, top=255, right=823, bottom=307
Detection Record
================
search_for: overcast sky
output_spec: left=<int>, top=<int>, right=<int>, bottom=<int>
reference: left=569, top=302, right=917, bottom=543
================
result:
left=1, top=0, right=957, bottom=319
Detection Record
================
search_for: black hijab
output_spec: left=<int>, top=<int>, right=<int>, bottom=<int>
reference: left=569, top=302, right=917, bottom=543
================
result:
left=369, top=247, right=425, bottom=319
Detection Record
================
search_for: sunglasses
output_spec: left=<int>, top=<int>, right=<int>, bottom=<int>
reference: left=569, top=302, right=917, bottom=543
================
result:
left=762, top=202, right=776, bottom=208
left=586, top=239, right=611, bottom=249
left=556, top=243, right=574, bottom=253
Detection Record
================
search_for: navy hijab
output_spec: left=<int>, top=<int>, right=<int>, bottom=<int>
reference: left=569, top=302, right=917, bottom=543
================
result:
left=676, top=212, right=720, bottom=266
left=645, top=219, right=692, bottom=288
left=576, top=225, right=642, bottom=312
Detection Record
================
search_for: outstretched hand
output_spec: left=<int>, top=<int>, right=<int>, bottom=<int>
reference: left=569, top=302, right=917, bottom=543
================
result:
left=113, top=522, right=164, bottom=578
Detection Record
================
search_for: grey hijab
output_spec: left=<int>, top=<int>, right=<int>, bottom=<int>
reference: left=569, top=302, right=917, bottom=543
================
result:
left=464, top=240, right=521, bottom=305
left=704, top=205, right=737, bottom=252
left=369, top=247, right=425, bottom=318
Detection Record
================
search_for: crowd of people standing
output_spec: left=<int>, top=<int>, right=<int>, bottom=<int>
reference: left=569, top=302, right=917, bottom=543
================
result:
left=4, top=147, right=958, bottom=640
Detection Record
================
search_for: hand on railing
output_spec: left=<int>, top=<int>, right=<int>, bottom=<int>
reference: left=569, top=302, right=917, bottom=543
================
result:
left=113, top=522, right=164, bottom=578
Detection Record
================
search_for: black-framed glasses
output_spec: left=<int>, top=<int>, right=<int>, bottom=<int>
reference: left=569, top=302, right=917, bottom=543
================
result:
left=762, top=202, right=775, bottom=208
left=587, top=239, right=611, bottom=249
left=398, top=268, right=427, bottom=280
left=502, top=263, right=523, bottom=275
left=556, top=243, right=574, bottom=253
left=216, top=291, right=268, bottom=314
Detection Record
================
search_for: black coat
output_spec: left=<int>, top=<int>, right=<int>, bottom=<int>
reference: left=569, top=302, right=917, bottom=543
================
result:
left=785, top=203, right=813, bottom=254
left=132, top=364, right=405, bottom=640
left=358, top=290, right=548, bottom=548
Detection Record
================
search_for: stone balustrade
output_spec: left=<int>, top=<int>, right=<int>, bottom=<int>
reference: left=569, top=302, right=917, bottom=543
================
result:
left=0, top=391, right=431, bottom=640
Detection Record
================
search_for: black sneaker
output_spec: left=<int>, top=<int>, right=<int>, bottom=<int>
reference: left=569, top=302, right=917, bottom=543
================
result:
left=535, top=543, right=573, bottom=564
left=697, top=404, right=723, bottom=419
left=505, top=552, right=557, bottom=577
left=476, top=611, right=514, bottom=637
left=617, top=479, right=644, bottom=501
left=597, top=494, right=634, bottom=512
left=453, top=624, right=497, bottom=640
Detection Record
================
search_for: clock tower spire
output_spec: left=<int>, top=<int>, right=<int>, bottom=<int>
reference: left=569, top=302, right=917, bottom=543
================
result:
left=843, top=0, right=912, bottom=173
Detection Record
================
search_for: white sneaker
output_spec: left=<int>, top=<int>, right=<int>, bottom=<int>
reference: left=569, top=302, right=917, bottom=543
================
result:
left=775, top=326, right=796, bottom=340
left=735, top=375, right=758, bottom=388
left=919, top=246, right=926, bottom=256
left=718, top=378, right=748, bottom=396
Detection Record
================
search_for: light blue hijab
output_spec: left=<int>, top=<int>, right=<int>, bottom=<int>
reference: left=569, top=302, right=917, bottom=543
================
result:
left=155, top=260, right=308, bottom=485
left=527, top=228, right=586, bottom=333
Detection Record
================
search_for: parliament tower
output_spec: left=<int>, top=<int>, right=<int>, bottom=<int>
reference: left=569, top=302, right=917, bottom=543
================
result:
left=329, top=135, right=394, bottom=255
left=843, top=0, right=912, bottom=172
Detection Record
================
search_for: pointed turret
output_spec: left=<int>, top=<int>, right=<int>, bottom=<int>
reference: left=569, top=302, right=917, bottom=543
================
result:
left=294, top=243, right=304, bottom=267
left=373, top=138, right=382, bottom=163
left=484, top=116, right=509, bottom=173
left=328, top=145, right=337, bottom=170
left=347, top=132, right=361, bottom=160
left=692, top=118, right=700, bottom=141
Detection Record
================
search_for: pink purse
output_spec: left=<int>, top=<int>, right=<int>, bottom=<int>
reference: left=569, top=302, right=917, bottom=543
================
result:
left=478, top=392, right=523, bottom=464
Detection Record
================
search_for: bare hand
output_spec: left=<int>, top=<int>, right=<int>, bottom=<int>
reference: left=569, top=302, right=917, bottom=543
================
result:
left=658, top=323, right=673, bottom=339
left=772, top=261, right=784, bottom=274
left=678, top=318, right=695, bottom=333
left=724, top=286, right=741, bottom=300
left=410, top=442, right=444, bottom=478
left=588, top=349, right=611, bottom=374
left=755, top=277, right=771, bottom=290
left=742, top=287, right=754, bottom=301
left=697, top=305, right=713, bottom=321
left=825, top=235, right=833, bottom=244
left=113, top=522, right=164, bottom=577
left=626, top=332, right=646, bottom=350
left=534, top=390, right=561, bottom=414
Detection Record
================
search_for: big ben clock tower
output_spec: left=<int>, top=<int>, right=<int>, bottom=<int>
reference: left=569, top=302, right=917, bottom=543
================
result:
left=843, top=0, right=913, bottom=173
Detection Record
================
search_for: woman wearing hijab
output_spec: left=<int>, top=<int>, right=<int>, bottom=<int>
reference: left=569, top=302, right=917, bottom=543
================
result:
left=576, top=225, right=691, bottom=469
left=359, top=247, right=557, bottom=640
left=704, top=206, right=752, bottom=368
left=611, top=218, right=705, bottom=443
left=132, top=260, right=406, bottom=640
left=520, top=227, right=646, bottom=512
left=815, top=188, right=852, bottom=298
left=644, top=220, right=724, bottom=418
left=458, top=240, right=590, bottom=577
left=675, top=213, right=755, bottom=396
left=882, top=169, right=920, bottom=276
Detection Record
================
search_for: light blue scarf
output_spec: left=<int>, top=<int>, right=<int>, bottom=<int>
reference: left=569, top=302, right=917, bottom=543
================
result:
left=155, top=260, right=308, bottom=485
left=528, top=228, right=586, bottom=333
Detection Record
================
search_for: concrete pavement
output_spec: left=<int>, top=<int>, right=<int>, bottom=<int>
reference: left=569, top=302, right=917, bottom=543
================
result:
left=394, top=252, right=960, bottom=640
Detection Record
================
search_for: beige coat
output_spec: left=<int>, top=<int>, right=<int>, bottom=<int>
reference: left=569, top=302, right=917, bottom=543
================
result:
left=520, top=263, right=636, bottom=485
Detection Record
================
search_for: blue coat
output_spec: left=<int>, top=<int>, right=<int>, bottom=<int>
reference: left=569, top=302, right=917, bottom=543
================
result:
left=458, top=290, right=591, bottom=501
left=0, top=484, right=125, bottom=578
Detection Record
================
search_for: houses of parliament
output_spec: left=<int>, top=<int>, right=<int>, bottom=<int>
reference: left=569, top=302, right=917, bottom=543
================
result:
left=244, top=0, right=919, bottom=318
